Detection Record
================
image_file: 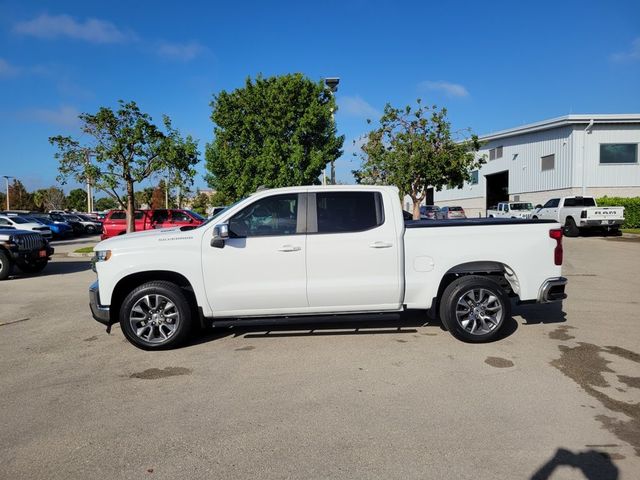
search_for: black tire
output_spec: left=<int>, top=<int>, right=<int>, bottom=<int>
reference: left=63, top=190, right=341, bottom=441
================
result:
left=119, top=281, right=193, bottom=350
left=532, top=216, right=538, bottom=220
left=563, top=217, right=580, bottom=237
left=0, top=250, right=12, bottom=280
left=439, top=275, right=511, bottom=343
left=85, top=225, right=96, bottom=234
left=18, top=260, right=48, bottom=273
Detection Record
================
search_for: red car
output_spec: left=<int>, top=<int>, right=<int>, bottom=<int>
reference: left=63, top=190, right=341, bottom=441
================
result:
left=101, top=209, right=205, bottom=240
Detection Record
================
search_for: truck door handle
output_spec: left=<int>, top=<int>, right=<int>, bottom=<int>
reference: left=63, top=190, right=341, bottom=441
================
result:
left=277, top=245, right=301, bottom=252
left=369, top=241, right=393, bottom=249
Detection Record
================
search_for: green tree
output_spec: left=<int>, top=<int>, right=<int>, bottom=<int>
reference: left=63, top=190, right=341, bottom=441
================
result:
left=51, top=100, right=199, bottom=233
left=7, top=179, right=35, bottom=210
left=134, top=187, right=154, bottom=209
left=94, top=196, right=118, bottom=211
left=151, top=180, right=169, bottom=209
left=205, top=73, right=344, bottom=201
left=33, top=187, right=66, bottom=212
left=190, top=190, right=210, bottom=215
left=353, top=100, right=483, bottom=219
left=67, top=188, right=88, bottom=212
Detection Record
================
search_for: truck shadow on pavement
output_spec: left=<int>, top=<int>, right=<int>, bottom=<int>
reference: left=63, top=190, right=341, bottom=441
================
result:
left=514, top=301, right=567, bottom=325
left=184, top=303, right=564, bottom=347
left=8, top=259, right=92, bottom=281
left=530, top=448, right=619, bottom=480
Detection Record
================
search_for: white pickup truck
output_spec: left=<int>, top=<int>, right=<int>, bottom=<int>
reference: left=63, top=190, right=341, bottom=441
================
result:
left=487, top=202, right=535, bottom=219
left=532, top=196, right=625, bottom=237
left=89, top=186, right=567, bottom=349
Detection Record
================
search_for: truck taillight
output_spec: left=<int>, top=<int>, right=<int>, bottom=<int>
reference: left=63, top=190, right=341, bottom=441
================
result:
left=581, top=210, right=587, bottom=218
left=549, top=228, right=563, bottom=265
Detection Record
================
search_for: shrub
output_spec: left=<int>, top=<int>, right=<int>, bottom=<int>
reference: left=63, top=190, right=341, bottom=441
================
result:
left=597, top=196, right=640, bottom=228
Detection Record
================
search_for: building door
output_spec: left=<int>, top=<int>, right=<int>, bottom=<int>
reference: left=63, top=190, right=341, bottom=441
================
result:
left=485, top=171, right=509, bottom=210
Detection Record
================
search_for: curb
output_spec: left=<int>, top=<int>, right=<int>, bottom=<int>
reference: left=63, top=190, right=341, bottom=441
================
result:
left=66, top=252, right=94, bottom=258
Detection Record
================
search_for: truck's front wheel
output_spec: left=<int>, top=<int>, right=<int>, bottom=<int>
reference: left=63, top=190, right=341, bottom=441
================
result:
left=439, top=275, right=510, bottom=343
left=120, top=281, right=193, bottom=350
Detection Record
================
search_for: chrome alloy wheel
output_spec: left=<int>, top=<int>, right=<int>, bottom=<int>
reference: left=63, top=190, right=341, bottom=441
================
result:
left=129, top=294, right=180, bottom=344
left=455, top=288, right=504, bottom=335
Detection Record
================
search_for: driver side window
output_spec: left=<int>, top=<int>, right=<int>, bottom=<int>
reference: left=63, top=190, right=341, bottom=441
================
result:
left=229, top=194, right=298, bottom=238
left=543, top=198, right=560, bottom=208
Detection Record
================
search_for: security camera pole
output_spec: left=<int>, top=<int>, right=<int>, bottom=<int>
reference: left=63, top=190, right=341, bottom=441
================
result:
left=2, top=175, right=13, bottom=210
left=324, top=77, right=340, bottom=185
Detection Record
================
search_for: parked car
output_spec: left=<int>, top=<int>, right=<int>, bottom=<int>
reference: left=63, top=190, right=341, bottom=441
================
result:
left=0, top=227, right=54, bottom=280
left=89, top=185, right=566, bottom=349
left=487, top=202, right=535, bottom=219
left=532, top=196, right=625, bottom=237
left=437, top=206, right=466, bottom=219
left=62, top=214, right=103, bottom=235
left=0, top=215, right=52, bottom=239
left=49, top=213, right=83, bottom=235
left=28, top=213, right=75, bottom=239
left=101, top=209, right=205, bottom=239
left=22, top=215, right=73, bottom=239
left=419, top=205, right=441, bottom=219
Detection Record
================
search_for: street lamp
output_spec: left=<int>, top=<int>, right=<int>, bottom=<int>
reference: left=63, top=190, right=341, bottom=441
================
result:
left=2, top=175, right=13, bottom=210
left=324, top=77, right=340, bottom=185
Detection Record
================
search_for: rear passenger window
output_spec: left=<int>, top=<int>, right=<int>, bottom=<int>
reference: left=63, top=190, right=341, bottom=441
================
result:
left=110, top=211, right=126, bottom=220
left=316, top=192, right=384, bottom=233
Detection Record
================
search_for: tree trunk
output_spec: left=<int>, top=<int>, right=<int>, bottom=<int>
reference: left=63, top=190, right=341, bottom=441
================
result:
left=412, top=196, right=421, bottom=220
left=126, top=181, right=135, bottom=233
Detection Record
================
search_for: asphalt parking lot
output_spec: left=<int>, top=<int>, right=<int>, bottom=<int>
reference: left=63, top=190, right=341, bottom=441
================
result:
left=1, top=235, right=639, bottom=479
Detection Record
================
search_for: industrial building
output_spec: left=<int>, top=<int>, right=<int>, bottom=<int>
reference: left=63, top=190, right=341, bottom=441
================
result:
left=429, top=114, right=640, bottom=217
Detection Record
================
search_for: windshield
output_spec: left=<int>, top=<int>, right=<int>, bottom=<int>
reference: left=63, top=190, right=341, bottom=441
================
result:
left=510, top=203, right=533, bottom=210
left=186, top=210, right=205, bottom=221
left=10, top=216, right=30, bottom=224
left=198, top=199, right=244, bottom=227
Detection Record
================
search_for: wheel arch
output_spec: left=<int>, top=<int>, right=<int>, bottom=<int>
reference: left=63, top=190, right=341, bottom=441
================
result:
left=109, top=270, right=203, bottom=327
left=433, top=261, right=520, bottom=313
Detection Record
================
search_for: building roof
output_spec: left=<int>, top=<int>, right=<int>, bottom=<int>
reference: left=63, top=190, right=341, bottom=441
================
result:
left=480, top=114, right=640, bottom=142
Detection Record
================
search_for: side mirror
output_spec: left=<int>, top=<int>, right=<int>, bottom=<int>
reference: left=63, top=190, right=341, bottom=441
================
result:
left=210, top=223, right=229, bottom=248
left=535, top=204, right=542, bottom=210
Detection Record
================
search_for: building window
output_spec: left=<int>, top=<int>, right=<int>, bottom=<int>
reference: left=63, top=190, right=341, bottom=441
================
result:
left=600, top=144, right=638, bottom=164
left=488, top=146, right=503, bottom=160
left=541, top=154, right=555, bottom=171
left=470, top=170, right=479, bottom=184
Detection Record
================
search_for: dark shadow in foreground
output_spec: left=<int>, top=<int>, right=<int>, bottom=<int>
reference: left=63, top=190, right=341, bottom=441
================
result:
left=514, top=300, right=567, bottom=325
left=184, top=309, right=523, bottom=347
left=184, top=311, right=443, bottom=347
left=530, top=448, right=618, bottom=480
left=9, top=259, right=91, bottom=280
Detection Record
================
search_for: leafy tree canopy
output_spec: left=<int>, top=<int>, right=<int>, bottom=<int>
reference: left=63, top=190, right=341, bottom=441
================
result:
left=205, top=73, right=344, bottom=202
left=50, top=100, right=199, bottom=232
left=33, top=187, right=66, bottom=212
left=66, top=188, right=88, bottom=212
left=353, top=100, right=483, bottom=219
left=7, top=179, right=35, bottom=211
left=94, top=196, right=118, bottom=211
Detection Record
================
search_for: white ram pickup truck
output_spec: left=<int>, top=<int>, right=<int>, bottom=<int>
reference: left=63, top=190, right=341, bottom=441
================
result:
left=89, top=186, right=567, bottom=349
left=487, top=202, right=535, bottom=219
left=532, top=196, right=625, bottom=237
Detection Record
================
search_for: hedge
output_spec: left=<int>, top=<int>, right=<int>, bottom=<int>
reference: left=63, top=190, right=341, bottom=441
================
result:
left=597, top=196, right=640, bottom=229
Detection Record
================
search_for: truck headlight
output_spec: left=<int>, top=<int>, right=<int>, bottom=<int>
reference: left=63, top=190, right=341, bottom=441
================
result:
left=92, top=250, right=111, bottom=273
left=94, top=250, right=112, bottom=262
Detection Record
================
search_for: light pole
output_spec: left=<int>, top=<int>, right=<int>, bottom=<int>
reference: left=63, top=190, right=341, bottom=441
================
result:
left=324, top=77, right=340, bottom=185
left=84, top=149, right=95, bottom=213
left=2, top=175, right=13, bottom=210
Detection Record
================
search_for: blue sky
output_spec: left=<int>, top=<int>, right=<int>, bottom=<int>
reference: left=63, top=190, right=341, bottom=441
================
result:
left=1, top=0, right=639, bottom=194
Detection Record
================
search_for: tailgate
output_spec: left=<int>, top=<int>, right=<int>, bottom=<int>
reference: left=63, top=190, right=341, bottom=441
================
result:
left=585, top=207, right=625, bottom=221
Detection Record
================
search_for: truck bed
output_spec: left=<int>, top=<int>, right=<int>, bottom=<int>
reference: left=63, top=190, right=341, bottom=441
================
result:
left=405, top=218, right=557, bottom=228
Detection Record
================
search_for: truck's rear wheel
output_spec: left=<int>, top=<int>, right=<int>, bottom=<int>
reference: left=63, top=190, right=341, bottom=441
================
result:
left=439, top=275, right=510, bottom=343
left=0, top=251, right=12, bottom=280
left=563, top=217, right=580, bottom=237
left=119, top=281, right=193, bottom=350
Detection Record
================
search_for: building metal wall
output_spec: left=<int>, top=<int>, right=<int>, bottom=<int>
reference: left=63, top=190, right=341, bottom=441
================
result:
left=433, top=122, right=640, bottom=204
